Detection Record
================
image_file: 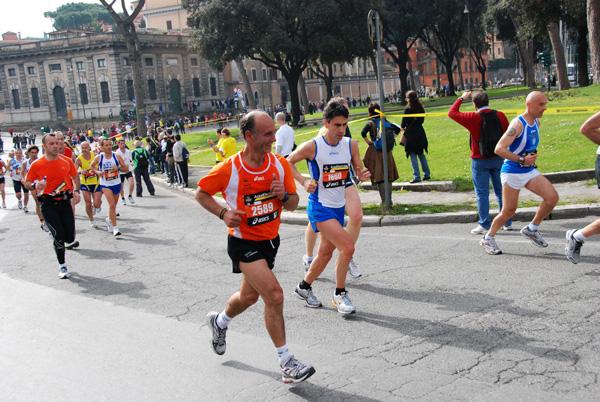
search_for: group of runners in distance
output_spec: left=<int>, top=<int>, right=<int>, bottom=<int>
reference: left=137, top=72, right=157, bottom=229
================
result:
left=4, top=90, right=600, bottom=385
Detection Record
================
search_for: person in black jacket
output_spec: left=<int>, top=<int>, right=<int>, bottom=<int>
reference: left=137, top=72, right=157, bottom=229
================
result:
left=401, top=90, right=430, bottom=183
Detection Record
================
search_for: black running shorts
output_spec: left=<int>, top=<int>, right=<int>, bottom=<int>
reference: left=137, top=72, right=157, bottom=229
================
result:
left=227, top=234, right=280, bottom=274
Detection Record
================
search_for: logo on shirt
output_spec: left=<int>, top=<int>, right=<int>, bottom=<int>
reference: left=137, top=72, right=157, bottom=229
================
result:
left=254, top=176, right=265, bottom=181
left=329, top=151, right=339, bottom=156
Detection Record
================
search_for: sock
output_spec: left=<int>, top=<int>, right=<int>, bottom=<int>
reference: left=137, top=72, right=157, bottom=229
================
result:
left=528, top=222, right=539, bottom=232
left=306, top=256, right=313, bottom=263
left=299, top=280, right=311, bottom=290
left=335, top=288, right=346, bottom=295
left=484, top=233, right=494, bottom=240
left=216, top=311, right=231, bottom=329
left=277, top=344, right=293, bottom=367
left=59, top=263, right=67, bottom=268
left=573, top=230, right=587, bottom=242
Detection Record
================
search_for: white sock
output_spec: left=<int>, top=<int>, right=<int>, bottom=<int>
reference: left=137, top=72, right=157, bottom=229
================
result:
left=528, top=222, right=539, bottom=232
left=573, top=230, right=587, bottom=242
left=59, top=263, right=67, bottom=268
left=277, top=344, right=293, bottom=367
left=484, top=233, right=494, bottom=240
left=216, top=311, right=231, bottom=329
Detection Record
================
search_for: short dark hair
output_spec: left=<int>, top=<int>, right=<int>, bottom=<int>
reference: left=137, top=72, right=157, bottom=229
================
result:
left=167, top=128, right=173, bottom=135
left=239, top=111, right=264, bottom=140
left=27, top=145, right=39, bottom=153
left=323, top=97, right=349, bottom=122
left=42, top=133, right=56, bottom=144
left=175, top=134, right=181, bottom=141
left=472, top=91, right=489, bottom=109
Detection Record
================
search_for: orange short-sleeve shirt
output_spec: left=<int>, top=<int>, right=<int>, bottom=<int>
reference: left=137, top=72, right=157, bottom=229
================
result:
left=26, top=156, right=77, bottom=196
left=199, top=152, right=297, bottom=241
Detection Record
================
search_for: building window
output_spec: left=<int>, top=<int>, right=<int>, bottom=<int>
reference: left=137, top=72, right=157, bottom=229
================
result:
left=148, top=79, right=157, bottom=100
left=193, top=78, right=201, bottom=97
left=252, top=68, right=257, bottom=81
left=262, top=68, right=267, bottom=81
left=11, top=89, right=20, bottom=109
left=97, top=59, right=107, bottom=68
left=100, top=81, right=110, bottom=103
left=27, top=66, right=36, bottom=75
left=166, top=58, right=178, bottom=66
left=79, top=83, right=88, bottom=105
left=123, top=57, right=131, bottom=67
left=8, top=68, right=16, bottom=77
left=166, top=20, right=172, bottom=30
left=126, top=79, right=134, bottom=101
left=49, top=63, right=62, bottom=72
left=190, top=58, right=198, bottom=67
left=145, top=57, right=153, bottom=67
left=76, top=61, right=85, bottom=70
left=464, top=61, right=468, bottom=72
left=31, top=88, right=40, bottom=108
left=209, top=77, right=217, bottom=96
left=333, top=65, right=337, bottom=72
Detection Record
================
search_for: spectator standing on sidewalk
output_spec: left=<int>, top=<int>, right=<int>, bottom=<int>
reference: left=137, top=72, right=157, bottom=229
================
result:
left=275, top=112, right=295, bottom=158
left=172, top=134, right=189, bottom=187
left=207, top=128, right=224, bottom=164
left=219, top=128, right=237, bottom=161
left=132, top=140, right=156, bottom=196
left=401, top=90, right=430, bottom=183
left=448, top=90, right=513, bottom=234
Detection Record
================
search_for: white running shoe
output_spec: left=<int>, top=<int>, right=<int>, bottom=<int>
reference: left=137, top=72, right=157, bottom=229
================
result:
left=58, top=266, right=70, bottom=279
left=105, top=217, right=113, bottom=232
left=480, top=236, right=502, bottom=255
left=294, top=284, right=322, bottom=308
left=332, top=292, right=356, bottom=315
left=128, top=195, right=135, bottom=204
left=113, top=227, right=121, bottom=236
left=471, top=225, right=487, bottom=235
left=206, top=311, right=227, bottom=355
left=565, top=229, right=583, bottom=264
left=281, top=356, right=316, bottom=384
left=520, top=226, right=548, bottom=247
left=1, top=202, right=6, bottom=208
left=23, top=206, right=29, bottom=213
left=90, top=220, right=98, bottom=228
left=95, top=206, right=101, bottom=215
left=501, top=225, right=514, bottom=231
left=301, top=254, right=312, bottom=273
left=18, top=199, right=22, bottom=209
left=348, top=257, right=363, bottom=279
left=121, top=198, right=127, bottom=206
left=41, top=221, right=49, bottom=232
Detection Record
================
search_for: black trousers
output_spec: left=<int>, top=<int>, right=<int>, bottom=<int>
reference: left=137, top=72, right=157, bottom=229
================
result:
left=41, top=199, right=75, bottom=265
left=134, top=168, right=156, bottom=196
left=176, top=160, right=188, bottom=186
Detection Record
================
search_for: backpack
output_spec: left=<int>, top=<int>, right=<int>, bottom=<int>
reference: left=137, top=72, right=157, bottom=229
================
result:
left=476, top=110, right=503, bottom=157
left=181, top=145, right=190, bottom=160
left=134, top=148, right=149, bottom=170
left=371, top=118, right=395, bottom=151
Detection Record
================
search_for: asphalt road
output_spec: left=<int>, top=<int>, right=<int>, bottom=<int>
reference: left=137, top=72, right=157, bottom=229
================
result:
left=1, top=182, right=599, bottom=401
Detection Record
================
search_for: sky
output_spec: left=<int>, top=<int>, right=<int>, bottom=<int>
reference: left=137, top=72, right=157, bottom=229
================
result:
left=0, top=0, right=131, bottom=39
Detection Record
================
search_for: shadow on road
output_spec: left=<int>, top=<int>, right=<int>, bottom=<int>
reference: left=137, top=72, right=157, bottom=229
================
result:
left=67, top=272, right=151, bottom=299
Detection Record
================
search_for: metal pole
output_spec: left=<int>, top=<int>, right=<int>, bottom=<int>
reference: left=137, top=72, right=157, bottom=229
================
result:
left=375, top=12, right=390, bottom=210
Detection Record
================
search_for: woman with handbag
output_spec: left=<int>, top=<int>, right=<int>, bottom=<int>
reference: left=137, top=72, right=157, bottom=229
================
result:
left=401, top=90, right=430, bottom=183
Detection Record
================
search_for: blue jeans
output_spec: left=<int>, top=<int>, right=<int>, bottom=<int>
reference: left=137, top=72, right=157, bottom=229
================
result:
left=409, top=152, right=430, bottom=180
left=471, top=157, right=512, bottom=229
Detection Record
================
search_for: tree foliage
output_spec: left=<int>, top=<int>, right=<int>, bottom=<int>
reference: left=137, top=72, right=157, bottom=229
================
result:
left=44, top=2, right=114, bottom=32
left=183, top=0, right=367, bottom=125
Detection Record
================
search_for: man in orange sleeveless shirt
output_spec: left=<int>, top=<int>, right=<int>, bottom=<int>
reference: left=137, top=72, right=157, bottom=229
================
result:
left=196, top=111, right=315, bottom=384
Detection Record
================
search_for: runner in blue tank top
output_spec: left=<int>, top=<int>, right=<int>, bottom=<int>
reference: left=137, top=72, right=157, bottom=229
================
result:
left=480, top=91, right=559, bottom=255
left=288, top=98, right=370, bottom=316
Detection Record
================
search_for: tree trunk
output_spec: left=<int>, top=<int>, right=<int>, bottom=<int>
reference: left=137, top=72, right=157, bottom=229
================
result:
left=435, top=60, right=441, bottom=91
left=588, top=0, right=600, bottom=84
left=325, top=63, right=334, bottom=101
left=508, top=7, right=536, bottom=88
left=124, top=32, right=146, bottom=137
left=282, top=69, right=302, bottom=127
left=407, top=53, right=419, bottom=93
left=298, top=74, right=309, bottom=112
left=548, top=21, right=570, bottom=90
left=443, top=61, right=456, bottom=96
left=235, top=58, right=257, bottom=110
left=577, top=24, right=590, bottom=87
left=397, top=51, right=410, bottom=105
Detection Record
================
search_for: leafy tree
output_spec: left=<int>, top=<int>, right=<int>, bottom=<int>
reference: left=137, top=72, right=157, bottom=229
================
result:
left=184, top=0, right=359, bottom=125
left=380, top=0, right=427, bottom=104
left=99, top=0, right=147, bottom=137
left=561, top=0, right=589, bottom=87
left=44, top=2, right=113, bottom=32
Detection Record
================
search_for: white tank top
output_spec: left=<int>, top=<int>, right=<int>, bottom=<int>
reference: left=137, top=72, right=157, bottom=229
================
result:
left=99, top=153, right=120, bottom=186
left=308, top=135, right=352, bottom=208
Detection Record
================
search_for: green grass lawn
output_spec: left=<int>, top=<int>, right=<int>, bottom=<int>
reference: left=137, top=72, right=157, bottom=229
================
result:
left=188, top=85, right=600, bottom=192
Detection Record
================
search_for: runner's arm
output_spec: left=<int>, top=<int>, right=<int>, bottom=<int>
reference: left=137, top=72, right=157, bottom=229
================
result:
left=580, top=111, right=600, bottom=145
left=494, top=118, right=536, bottom=165
left=195, top=186, right=244, bottom=227
left=286, top=140, right=317, bottom=193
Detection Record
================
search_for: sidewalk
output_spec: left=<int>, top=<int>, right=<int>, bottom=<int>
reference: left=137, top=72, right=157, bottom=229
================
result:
left=151, top=167, right=600, bottom=226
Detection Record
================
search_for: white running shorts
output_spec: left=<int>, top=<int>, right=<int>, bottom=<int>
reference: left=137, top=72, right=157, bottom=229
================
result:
left=501, top=169, right=541, bottom=190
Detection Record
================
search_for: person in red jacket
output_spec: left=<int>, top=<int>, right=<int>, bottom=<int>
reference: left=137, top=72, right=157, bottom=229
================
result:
left=448, top=90, right=512, bottom=234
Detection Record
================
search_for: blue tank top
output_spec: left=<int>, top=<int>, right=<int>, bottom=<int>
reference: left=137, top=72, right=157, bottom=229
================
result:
left=501, top=115, right=539, bottom=174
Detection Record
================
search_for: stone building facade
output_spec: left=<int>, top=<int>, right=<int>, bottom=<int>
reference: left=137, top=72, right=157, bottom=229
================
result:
left=0, top=32, right=225, bottom=124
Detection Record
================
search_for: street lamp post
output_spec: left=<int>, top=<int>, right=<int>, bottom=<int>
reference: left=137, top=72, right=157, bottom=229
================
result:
left=464, top=3, right=472, bottom=90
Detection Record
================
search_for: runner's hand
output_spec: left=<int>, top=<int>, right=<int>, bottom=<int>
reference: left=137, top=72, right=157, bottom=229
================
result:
left=271, top=173, right=286, bottom=199
left=223, top=209, right=245, bottom=227
left=357, top=167, right=370, bottom=182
